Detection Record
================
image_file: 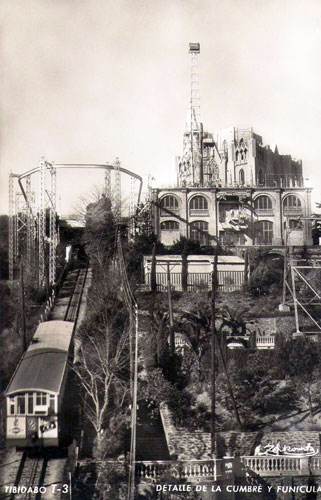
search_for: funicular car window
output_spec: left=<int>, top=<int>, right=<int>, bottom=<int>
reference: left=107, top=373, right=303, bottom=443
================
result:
left=28, top=393, right=34, bottom=414
left=17, top=395, right=25, bottom=415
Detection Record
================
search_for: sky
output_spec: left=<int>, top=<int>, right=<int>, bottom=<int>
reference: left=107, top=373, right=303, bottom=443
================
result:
left=1, top=0, right=320, bottom=215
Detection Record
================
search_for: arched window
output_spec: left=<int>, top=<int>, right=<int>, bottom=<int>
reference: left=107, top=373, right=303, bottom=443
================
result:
left=239, top=169, right=245, bottom=185
left=283, top=195, right=302, bottom=211
left=190, top=221, right=209, bottom=245
left=160, top=195, right=179, bottom=214
left=235, top=139, right=247, bottom=164
left=160, top=221, right=179, bottom=230
left=254, top=221, right=273, bottom=245
left=254, top=196, right=273, bottom=211
left=287, top=220, right=302, bottom=230
left=190, top=195, right=208, bottom=211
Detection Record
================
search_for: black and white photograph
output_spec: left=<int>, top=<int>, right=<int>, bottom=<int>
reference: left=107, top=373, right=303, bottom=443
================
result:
left=0, top=1, right=321, bottom=499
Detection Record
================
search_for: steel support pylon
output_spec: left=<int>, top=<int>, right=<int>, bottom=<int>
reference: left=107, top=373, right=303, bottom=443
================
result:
left=114, top=157, right=121, bottom=223
left=49, top=165, right=57, bottom=285
left=104, top=165, right=111, bottom=199
left=8, top=173, right=15, bottom=280
left=38, top=159, right=46, bottom=288
left=129, top=176, right=136, bottom=238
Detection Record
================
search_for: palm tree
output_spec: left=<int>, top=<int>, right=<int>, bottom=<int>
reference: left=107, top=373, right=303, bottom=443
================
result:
left=219, top=306, right=249, bottom=337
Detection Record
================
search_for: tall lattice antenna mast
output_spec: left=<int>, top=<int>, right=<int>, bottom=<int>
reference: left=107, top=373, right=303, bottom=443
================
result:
left=189, top=43, right=202, bottom=185
left=189, top=42, right=201, bottom=129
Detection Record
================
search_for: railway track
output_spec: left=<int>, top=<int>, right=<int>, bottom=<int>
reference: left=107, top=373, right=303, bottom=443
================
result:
left=64, top=268, right=88, bottom=323
left=7, top=453, right=47, bottom=500
left=2, top=268, right=89, bottom=500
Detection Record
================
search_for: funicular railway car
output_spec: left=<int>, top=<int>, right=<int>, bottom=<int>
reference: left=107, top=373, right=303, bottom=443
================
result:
left=5, top=320, right=74, bottom=448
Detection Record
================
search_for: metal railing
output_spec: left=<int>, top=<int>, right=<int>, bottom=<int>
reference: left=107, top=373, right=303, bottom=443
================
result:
left=145, top=271, right=244, bottom=292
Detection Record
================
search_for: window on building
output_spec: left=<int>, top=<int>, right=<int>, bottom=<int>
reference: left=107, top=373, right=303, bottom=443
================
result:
left=190, top=221, right=209, bottom=245
left=239, top=169, right=245, bottom=185
left=160, top=195, right=179, bottom=212
left=254, top=221, right=273, bottom=245
left=160, top=220, right=179, bottom=230
left=287, top=219, right=303, bottom=230
left=220, top=231, right=246, bottom=246
left=283, top=195, right=302, bottom=211
left=254, top=196, right=273, bottom=210
left=189, top=196, right=208, bottom=211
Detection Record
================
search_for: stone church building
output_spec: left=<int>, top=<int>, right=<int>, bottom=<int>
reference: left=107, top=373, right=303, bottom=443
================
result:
left=152, top=125, right=312, bottom=248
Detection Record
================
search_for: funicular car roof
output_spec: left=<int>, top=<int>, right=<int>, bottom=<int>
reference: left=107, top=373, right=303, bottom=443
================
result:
left=6, top=321, right=74, bottom=396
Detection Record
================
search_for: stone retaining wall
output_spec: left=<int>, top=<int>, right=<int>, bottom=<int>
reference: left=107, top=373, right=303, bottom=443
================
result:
left=159, top=404, right=321, bottom=461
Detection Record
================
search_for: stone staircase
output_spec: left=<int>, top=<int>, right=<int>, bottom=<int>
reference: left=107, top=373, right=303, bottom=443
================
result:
left=136, top=403, right=170, bottom=462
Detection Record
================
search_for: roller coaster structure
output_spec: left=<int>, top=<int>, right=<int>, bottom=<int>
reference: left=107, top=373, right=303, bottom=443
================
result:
left=8, top=159, right=143, bottom=287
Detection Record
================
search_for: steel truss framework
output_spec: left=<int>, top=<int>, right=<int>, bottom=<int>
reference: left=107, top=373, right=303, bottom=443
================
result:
left=181, top=43, right=202, bottom=186
left=284, top=258, right=321, bottom=334
left=9, top=160, right=143, bottom=288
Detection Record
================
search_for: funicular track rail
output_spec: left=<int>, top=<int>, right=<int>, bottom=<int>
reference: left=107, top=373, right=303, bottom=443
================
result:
left=9, top=453, right=47, bottom=500
left=6, top=268, right=89, bottom=500
left=64, top=267, right=88, bottom=323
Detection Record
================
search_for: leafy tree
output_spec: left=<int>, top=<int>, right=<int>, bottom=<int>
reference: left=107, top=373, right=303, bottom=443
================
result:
left=82, top=196, right=116, bottom=270
left=0, top=215, right=9, bottom=280
left=248, top=260, right=283, bottom=296
left=275, top=337, right=321, bottom=416
left=139, top=368, right=173, bottom=406
left=126, top=233, right=165, bottom=276
left=73, top=306, right=129, bottom=459
left=220, top=351, right=295, bottom=427
left=168, top=236, right=231, bottom=256
left=180, top=297, right=211, bottom=352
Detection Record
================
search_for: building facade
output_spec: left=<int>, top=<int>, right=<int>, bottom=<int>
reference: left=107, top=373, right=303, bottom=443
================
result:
left=153, top=127, right=312, bottom=247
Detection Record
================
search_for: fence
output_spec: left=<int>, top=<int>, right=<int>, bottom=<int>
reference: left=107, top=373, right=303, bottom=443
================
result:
left=145, top=271, right=244, bottom=292
left=135, top=455, right=321, bottom=480
left=135, top=460, right=215, bottom=480
left=256, top=336, right=275, bottom=349
left=241, top=455, right=321, bottom=476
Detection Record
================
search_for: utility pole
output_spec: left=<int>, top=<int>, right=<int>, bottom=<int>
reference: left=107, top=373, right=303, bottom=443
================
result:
left=167, top=262, right=175, bottom=355
left=211, top=252, right=218, bottom=456
left=128, top=304, right=139, bottom=500
left=244, top=249, right=249, bottom=284
left=211, top=254, right=242, bottom=431
left=282, top=219, right=289, bottom=305
left=151, top=242, right=157, bottom=294
left=20, top=258, right=27, bottom=351
left=280, top=218, right=293, bottom=312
